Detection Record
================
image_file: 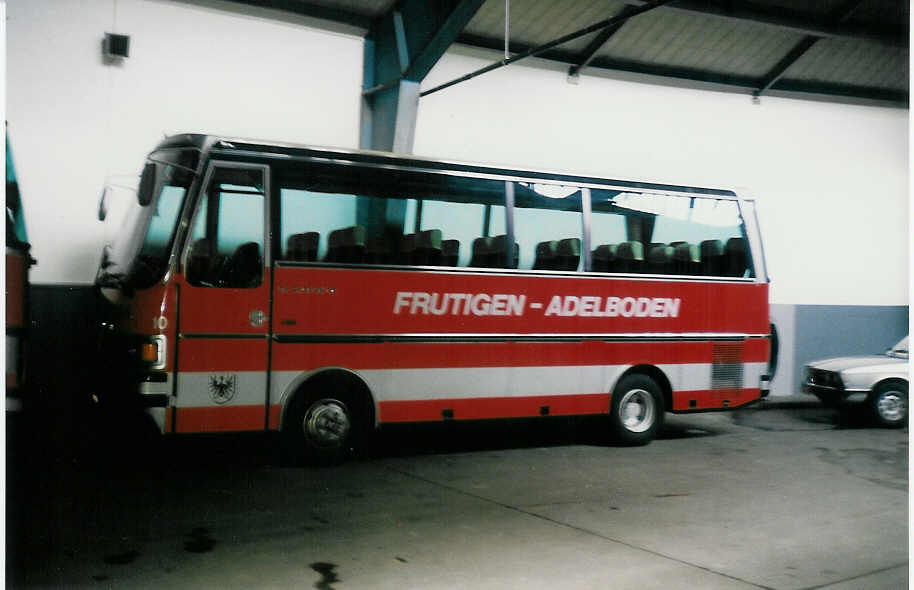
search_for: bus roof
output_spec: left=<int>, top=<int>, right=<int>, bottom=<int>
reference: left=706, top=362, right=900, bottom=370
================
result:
left=152, top=133, right=739, bottom=199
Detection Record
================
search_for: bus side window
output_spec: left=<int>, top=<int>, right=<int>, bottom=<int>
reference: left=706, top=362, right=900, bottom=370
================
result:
left=589, top=193, right=627, bottom=273
left=412, top=200, right=503, bottom=268
left=279, top=189, right=357, bottom=262
left=650, top=197, right=751, bottom=278
left=589, top=192, right=751, bottom=278
left=186, top=167, right=265, bottom=288
left=512, top=182, right=583, bottom=272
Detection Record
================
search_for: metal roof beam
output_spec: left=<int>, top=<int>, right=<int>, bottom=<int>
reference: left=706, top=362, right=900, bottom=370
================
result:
left=627, top=0, right=907, bottom=46
left=397, top=0, right=488, bottom=83
left=754, top=0, right=865, bottom=99
left=754, top=38, right=818, bottom=98
left=361, top=0, right=485, bottom=152
left=455, top=33, right=908, bottom=106
left=422, top=0, right=673, bottom=97
left=568, top=4, right=641, bottom=79
left=769, top=79, right=908, bottom=106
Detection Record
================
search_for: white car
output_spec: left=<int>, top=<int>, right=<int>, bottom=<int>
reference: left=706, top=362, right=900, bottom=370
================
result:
left=803, top=336, right=908, bottom=427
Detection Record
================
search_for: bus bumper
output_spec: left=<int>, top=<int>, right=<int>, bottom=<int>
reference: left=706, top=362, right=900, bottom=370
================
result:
left=759, top=374, right=771, bottom=397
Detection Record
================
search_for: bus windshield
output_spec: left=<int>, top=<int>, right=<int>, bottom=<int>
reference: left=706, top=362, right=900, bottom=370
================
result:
left=97, top=149, right=198, bottom=290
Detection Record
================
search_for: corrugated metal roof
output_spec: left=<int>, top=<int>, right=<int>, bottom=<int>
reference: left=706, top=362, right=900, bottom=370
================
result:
left=466, top=0, right=614, bottom=55
left=593, top=8, right=805, bottom=77
left=791, top=37, right=908, bottom=89
left=221, top=0, right=909, bottom=106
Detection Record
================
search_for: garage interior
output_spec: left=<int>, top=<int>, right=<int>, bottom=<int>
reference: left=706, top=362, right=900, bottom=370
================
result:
left=5, top=1, right=910, bottom=588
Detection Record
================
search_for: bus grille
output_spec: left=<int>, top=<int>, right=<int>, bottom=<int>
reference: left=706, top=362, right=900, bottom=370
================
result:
left=712, top=342, right=744, bottom=389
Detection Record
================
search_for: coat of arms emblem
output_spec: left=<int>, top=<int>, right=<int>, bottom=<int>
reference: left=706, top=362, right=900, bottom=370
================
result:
left=209, top=374, right=236, bottom=404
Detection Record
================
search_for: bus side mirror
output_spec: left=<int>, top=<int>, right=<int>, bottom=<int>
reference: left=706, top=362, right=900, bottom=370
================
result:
left=137, top=162, right=156, bottom=206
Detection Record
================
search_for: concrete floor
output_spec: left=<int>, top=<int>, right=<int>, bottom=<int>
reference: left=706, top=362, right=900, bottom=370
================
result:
left=7, top=398, right=908, bottom=589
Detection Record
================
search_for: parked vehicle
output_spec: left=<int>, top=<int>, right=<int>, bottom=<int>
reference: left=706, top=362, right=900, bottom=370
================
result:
left=94, top=134, right=773, bottom=462
left=804, top=336, right=908, bottom=427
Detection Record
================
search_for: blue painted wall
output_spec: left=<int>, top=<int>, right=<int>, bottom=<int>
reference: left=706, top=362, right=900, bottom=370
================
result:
left=769, top=304, right=909, bottom=396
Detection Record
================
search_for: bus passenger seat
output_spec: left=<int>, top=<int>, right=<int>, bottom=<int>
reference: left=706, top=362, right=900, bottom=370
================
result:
left=365, top=236, right=393, bottom=264
left=646, top=244, right=674, bottom=274
left=285, top=232, right=319, bottom=262
left=442, top=239, right=460, bottom=266
left=672, top=242, right=700, bottom=275
left=699, top=239, right=724, bottom=276
left=556, top=238, right=581, bottom=271
left=615, top=241, right=644, bottom=273
left=591, top=244, right=616, bottom=272
left=398, top=233, right=416, bottom=265
left=724, top=237, right=748, bottom=277
left=223, top=241, right=262, bottom=288
left=533, top=240, right=557, bottom=270
left=415, top=229, right=443, bottom=266
left=327, top=225, right=366, bottom=263
left=490, top=234, right=519, bottom=268
left=470, top=237, right=493, bottom=267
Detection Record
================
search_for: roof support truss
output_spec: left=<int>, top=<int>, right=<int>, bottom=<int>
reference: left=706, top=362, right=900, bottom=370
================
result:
left=360, top=0, right=485, bottom=152
left=627, top=0, right=906, bottom=46
left=422, top=0, right=672, bottom=97
left=754, top=0, right=865, bottom=99
left=456, top=32, right=907, bottom=105
left=567, top=4, right=641, bottom=79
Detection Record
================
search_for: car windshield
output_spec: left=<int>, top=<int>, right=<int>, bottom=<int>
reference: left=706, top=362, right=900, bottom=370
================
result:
left=888, top=336, right=908, bottom=358
left=97, top=148, right=199, bottom=290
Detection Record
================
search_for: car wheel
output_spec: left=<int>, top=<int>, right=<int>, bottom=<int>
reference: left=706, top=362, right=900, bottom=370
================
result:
left=870, top=382, right=907, bottom=428
left=609, top=374, right=664, bottom=445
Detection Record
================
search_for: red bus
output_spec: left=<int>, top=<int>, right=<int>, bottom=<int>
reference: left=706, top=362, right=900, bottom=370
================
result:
left=6, top=132, right=33, bottom=412
left=95, top=134, right=772, bottom=461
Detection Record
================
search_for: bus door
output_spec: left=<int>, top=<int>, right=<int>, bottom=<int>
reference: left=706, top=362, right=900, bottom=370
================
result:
left=174, top=162, right=271, bottom=433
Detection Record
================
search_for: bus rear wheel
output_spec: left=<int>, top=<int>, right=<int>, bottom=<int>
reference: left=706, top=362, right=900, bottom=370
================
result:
left=609, top=374, right=664, bottom=446
left=283, top=391, right=358, bottom=465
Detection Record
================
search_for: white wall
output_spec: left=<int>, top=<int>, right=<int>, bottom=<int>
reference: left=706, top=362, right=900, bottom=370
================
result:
left=7, top=0, right=363, bottom=283
left=7, top=1, right=909, bottom=307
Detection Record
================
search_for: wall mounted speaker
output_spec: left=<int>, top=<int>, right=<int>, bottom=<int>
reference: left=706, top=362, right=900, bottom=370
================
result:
left=103, top=33, right=130, bottom=59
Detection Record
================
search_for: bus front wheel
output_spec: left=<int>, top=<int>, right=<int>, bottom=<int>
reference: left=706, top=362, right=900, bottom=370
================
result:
left=609, top=374, right=664, bottom=446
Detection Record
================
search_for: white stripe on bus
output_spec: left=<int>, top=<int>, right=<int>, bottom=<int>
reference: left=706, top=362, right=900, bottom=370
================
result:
left=168, top=362, right=768, bottom=409
left=266, top=362, right=768, bottom=406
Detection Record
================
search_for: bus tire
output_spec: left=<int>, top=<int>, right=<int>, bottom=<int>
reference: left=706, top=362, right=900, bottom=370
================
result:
left=869, top=381, right=907, bottom=428
left=609, top=373, right=664, bottom=446
left=282, top=382, right=365, bottom=465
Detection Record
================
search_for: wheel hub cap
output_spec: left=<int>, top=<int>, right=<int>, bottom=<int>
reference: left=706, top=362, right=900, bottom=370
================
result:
left=878, top=392, right=906, bottom=422
left=304, top=400, right=351, bottom=448
left=619, top=388, right=656, bottom=433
